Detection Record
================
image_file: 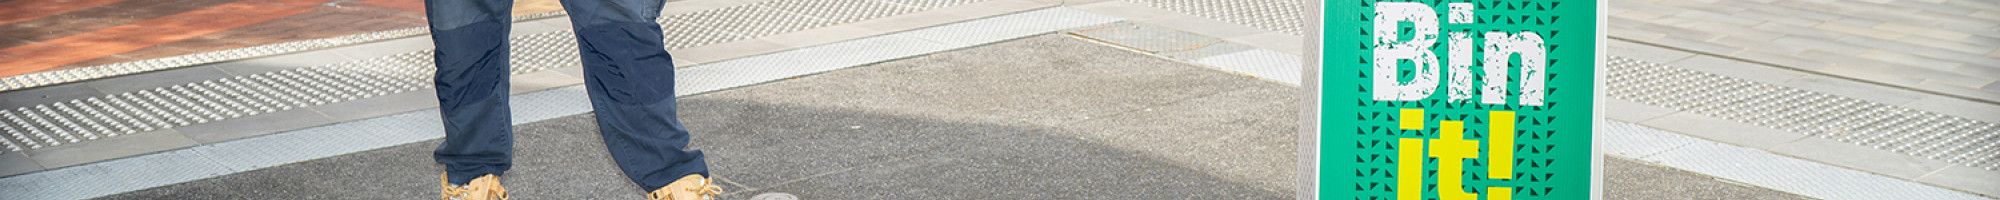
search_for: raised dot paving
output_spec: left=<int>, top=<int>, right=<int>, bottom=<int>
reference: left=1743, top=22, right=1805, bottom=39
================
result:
left=1609, top=0, right=2000, bottom=103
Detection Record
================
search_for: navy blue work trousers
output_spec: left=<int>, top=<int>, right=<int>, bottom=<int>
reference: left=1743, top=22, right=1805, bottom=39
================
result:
left=425, top=0, right=706, bottom=191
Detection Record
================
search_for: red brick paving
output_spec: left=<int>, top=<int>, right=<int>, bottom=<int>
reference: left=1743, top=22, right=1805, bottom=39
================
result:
left=64, top=1, right=431, bottom=67
left=0, top=0, right=566, bottom=77
left=0, top=0, right=240, bottom=42
left=0, top=0, right=126, bottom=24
left=0, top=0, right=325, bottom=76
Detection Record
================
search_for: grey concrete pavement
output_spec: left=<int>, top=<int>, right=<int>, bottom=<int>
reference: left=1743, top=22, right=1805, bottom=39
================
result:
left=98, top=34, right=1811, bottom=200
left=103, top=35, right=1293, bottom=199
left=15, top=0, right=1984, bottom=199
left=1605, top=156, right=1812, bottom=200
left=0, top=0, right=1060, bottom=174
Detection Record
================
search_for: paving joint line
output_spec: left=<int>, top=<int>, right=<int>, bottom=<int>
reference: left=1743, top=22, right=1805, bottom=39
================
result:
left=1609, top=36, right=2000, bottom=106
left=1059, top=31, right=1295, bottom=86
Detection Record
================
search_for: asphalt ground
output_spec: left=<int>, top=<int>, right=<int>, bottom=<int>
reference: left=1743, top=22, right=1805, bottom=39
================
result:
left=99, top=35, right=1804, bottom=199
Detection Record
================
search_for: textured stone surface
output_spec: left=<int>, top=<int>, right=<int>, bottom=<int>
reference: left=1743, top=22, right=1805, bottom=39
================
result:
left=1610, top=0, right=2000, bottom=103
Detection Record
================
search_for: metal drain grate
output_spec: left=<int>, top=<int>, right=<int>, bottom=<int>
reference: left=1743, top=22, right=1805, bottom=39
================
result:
left=1123, top=0, right=1306, bottom=36
left=1607, top=56, right=2000, bottom=170
left=0, top=0, right=995, bottom=153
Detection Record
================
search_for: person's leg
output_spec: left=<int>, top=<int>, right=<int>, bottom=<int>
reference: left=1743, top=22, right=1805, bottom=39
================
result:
left=557, top=0, right=710, bottom=191
left=425, top=0, right=516, bottom=186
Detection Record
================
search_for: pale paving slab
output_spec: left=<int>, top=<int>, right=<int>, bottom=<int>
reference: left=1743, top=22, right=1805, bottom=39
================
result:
left=1611, top=0, right=2000, bottom=104
left=1637, top=112, right=1807, bottom=148
left=1608, top=120, right=1992, bottom=199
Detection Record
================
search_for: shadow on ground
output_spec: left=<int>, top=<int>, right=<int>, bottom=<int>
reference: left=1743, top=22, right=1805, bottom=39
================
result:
left=94, top=33, right=1811, bottom=200
left=101, top=97, right=1286, bottom=199
left=101, top=34, right=1298, bottom=200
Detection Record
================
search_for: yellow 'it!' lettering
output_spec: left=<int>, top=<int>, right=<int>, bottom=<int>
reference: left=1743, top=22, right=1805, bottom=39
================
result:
left=1396, top=109, right=1514, bottom=200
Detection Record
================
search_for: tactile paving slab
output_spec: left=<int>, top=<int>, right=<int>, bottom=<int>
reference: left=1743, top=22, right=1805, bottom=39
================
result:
left=1607, top=56, right=2000, bottom=171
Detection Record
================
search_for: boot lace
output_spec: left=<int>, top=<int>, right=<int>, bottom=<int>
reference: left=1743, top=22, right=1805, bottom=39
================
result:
left=647, top=178, right=723, bottom=200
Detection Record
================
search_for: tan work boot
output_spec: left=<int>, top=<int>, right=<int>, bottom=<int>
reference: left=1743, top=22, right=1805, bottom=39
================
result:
left=647, top=174, right=723, bottom=200
left=440, top=173, right=508, bottom=200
